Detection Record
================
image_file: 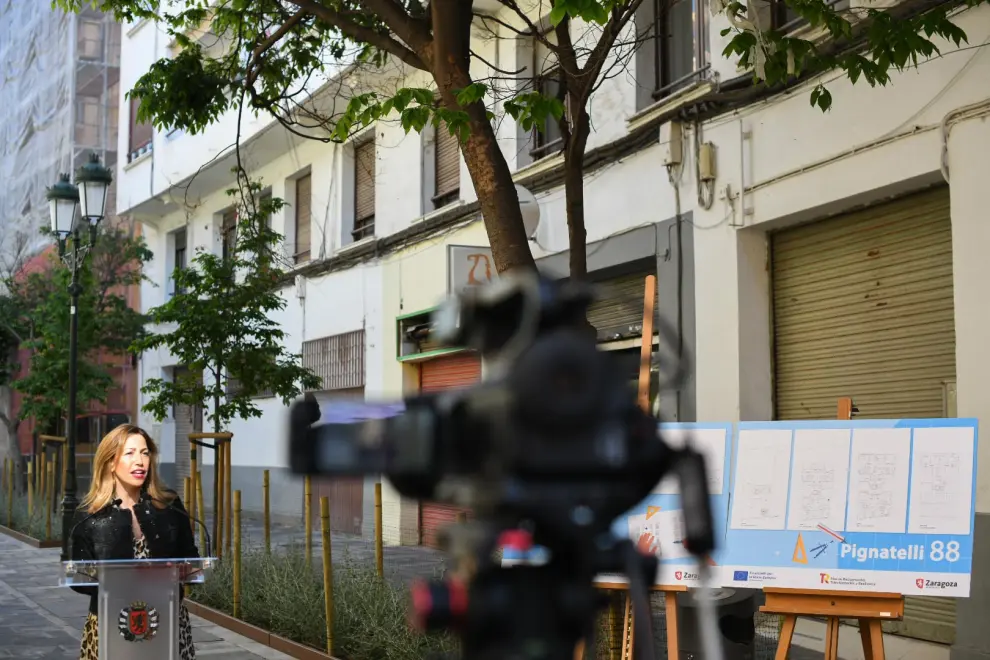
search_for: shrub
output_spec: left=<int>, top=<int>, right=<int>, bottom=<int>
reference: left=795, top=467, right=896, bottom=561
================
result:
left=0, top=487, right=61, bottom=541
left=190, top=542, right=458, bottom=660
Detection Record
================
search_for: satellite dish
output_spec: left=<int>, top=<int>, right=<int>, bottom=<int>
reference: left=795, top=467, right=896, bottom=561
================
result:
left=515, top=185, right=541, bottom=239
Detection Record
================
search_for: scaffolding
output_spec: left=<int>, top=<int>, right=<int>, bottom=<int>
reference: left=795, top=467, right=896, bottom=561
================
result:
left=0, top=0, right=121, bottom=260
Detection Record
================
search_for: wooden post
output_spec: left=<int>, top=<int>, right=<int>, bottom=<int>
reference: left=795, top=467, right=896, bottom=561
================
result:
left=224, top=440, right=232, bottom=556
left=2, top=457, right=6, bottom=492
left=45, top=463, right=54, bottom=540
left=320, top=496, right=334, bottom=655
left=304, top=475, right=313, bottom=569
left=263, top=469, right=271, bottom=554
left=216, top=441, right=225, bottom=560
left=33, top=455, right=39, bottom=495
left=195, top=471, right=206, bottom=554
left=6, top=460, right=13, bottom=527
left=183, top=477, right=192, bottom=532
left=233, top=490, right=241, bottom=619
left=40, top=452, right=47, bottom=506
left=62, top=443, right=68, bottom=500
left=27, top=462, right=33, bottom=517
left=838, top=396, right=854, bottom=421
left=374, top=482, right=384, bottom=578
left=637, top=274, right=657, bottom=412
left=189, top=443, right=198, bottom=533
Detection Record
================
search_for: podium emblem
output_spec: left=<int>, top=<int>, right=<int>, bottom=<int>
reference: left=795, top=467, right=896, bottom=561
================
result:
left=118, top=601, right=160, bottom=641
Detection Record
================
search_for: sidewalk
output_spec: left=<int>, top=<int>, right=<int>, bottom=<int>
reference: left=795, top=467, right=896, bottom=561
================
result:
left=0, top=533, right=292, bottom=659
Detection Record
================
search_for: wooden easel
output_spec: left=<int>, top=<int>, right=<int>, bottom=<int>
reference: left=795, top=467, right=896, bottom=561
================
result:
left=761, top=588, right=904, bottom=660
left=762, top=396, right=903, bottom=660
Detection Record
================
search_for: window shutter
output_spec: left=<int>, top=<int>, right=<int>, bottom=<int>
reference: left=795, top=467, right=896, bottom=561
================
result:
left=434, top=122, right=460, bottom=205
left=128, top=96, right=153, bottom=159
left=295, top=174, right=312, bottom=264
left=221, top=209, right=237, bottom=260
left=354, top=140, right=376, bottom=239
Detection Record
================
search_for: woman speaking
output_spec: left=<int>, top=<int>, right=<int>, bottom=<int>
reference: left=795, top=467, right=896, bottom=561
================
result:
left=69, top=424, right=199, bottom=660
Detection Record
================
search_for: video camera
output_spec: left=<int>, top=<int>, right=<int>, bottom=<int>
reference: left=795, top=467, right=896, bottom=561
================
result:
left=288, top=272, right=719, bottom=660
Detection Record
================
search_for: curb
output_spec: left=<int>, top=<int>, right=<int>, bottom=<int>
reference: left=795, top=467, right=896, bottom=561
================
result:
left=0, top=524, right=61, bottom=549
left=184, top=600, right=340, bottom=660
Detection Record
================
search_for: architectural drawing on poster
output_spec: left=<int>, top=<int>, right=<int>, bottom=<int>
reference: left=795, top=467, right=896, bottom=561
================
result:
left=845, top=428, right=910, bottom=534
left=786, top=428, right=851, bottom=532
left=654, top=427, right=727, bottom=495
left=908, top=426, right=975, bottom=535
left=627, top=508, right=689, bottom=560
left=730, top=429, right=792, bottom=530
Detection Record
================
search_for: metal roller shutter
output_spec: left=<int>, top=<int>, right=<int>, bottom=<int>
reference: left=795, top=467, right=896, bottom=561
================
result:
left=434, top=121, right=460, bottom=202
left=354, top=139, right=376, bottom=239
left=419, top=353, right=481, bottom=549
left=587, top=268, right=659, bottom=342
left=771, top=187, right=957, bottom=645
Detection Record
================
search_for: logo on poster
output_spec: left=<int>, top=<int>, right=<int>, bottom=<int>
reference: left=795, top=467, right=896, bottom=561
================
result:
left=820, top=573, right=830, bottom=584
left=674, top=570, right=699, bottom=581
left=916, top=578, right=958, bottom=590
left=733, top=570, right=749, bottom=582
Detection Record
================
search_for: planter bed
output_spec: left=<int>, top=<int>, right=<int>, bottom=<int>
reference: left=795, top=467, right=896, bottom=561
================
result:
left=185, top=600, right=339, bottom=660
left=0, top=524, right=61, bottom=548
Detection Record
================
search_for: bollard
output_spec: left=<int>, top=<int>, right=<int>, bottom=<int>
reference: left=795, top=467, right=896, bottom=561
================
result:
left=233, top=490, right=241, bottom=619
left=224, top=441, right=232, bottom=557
left=46, top=463, right=54, bottom=540
left=195, top=472, right=206, bottom=554
left=304, top=476, right=312, bottom=569
left=263, top=470, right=270, bottom=554
left=375, top=482, right=384, bottom=578
left=320, top=496, right=333, bottom=655
left=216, top=442, right=225, bottom=560
left=27, top=462, right=33, bottom=517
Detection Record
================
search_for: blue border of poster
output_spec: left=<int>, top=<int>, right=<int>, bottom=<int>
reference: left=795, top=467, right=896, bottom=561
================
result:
left=722, top=419, right=978, bottom=597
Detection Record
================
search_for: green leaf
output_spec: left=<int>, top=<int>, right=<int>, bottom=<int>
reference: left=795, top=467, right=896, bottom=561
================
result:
left=549, top=4, right=568, bottom=26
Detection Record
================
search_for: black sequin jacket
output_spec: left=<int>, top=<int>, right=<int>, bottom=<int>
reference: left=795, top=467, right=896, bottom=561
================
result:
left=69, top=490, right=200, bottom=614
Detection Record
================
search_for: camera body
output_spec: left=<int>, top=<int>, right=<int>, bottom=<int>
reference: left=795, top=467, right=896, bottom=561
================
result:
left=288, top=271, right=714, bottom=660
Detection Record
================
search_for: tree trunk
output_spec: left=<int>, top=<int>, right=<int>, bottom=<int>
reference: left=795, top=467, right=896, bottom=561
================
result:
left=563, top=107, right=592, bottom=281
left=431, top=0, right=536, bottom=275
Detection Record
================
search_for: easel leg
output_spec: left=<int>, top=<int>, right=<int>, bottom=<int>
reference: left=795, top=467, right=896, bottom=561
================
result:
left=824, top=617, right=840, bottom=660
left=775, top=615, right=797, bottom=660
left=621, top=596, right=633, bottom=660
left=665, top=592, right=679, bottom=660
left=866, top=619, right=885, bottom=660
left=574, top=640, right=586, bottom=660
left=859, top=620, right=874, bottom=660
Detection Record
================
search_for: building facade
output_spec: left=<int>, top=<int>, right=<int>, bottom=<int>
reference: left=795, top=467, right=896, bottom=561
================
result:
left=117, top=3, right=990, bottom=657
left=0, top=2, right=135, bottom=481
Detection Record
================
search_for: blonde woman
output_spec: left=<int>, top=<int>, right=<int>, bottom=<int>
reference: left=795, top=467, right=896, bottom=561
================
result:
left=69, top=424, right=199, bottom=660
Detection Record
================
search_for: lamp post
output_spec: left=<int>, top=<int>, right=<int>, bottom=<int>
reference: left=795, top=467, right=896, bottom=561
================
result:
left=47, top=153, right=112, bottom=561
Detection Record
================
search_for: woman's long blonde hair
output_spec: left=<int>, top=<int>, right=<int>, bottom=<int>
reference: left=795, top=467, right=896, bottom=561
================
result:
left=80, top=424, right=176, bottom=513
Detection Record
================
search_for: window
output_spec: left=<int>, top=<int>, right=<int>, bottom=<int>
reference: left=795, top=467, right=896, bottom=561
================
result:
left=221, top=209, right=237, bottom=261
left=78, top=19, right=104, bottom=61
left=434, top=121, right=460, bottom=208
left=353, top=140, right=376, bottom=240
left=531, top=31, right=563, bottom=161
left=128, top=96, right=153, bottom=163
left=172, top=229, right=187, bottom=297
left=295, top=174, right=312, bottom=264
left=770, top=0, right=801, bottom=30
left=640, top=0, right=710, bottom=102
left=75, top=95, right=101, bottom=148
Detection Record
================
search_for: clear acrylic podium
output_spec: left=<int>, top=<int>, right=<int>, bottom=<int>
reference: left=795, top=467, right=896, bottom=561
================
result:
left=61, top=557, right=215, bottom=659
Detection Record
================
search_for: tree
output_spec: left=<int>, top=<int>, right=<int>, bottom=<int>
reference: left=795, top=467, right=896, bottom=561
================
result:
left=133, top=179, right=321, bottom=435
left=0, top=224, right=32, bottom=457
left=10, top=224, right=152, bottom=434
left=57, top=0, right=983, bottom=280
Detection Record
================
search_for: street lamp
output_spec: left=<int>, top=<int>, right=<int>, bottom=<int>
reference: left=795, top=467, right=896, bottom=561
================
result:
left=46, top=153, right=112, bottom=561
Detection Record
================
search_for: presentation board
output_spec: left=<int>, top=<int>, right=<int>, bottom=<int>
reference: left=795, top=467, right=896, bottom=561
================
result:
left=722, top=419, right=978, bottom=597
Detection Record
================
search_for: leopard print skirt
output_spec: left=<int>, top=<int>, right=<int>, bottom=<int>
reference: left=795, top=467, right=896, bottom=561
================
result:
left=80, top=537, right=196, bottom=660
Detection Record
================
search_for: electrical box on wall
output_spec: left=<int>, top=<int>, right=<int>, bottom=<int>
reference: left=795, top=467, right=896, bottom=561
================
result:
left=698, top=142, right=717, bottom=181
left=659, top=121, right=683, bottom=166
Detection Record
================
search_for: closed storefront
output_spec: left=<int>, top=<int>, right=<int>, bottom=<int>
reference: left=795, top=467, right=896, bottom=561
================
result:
left=771, top=187, right=957, bottom=643
left=419, top=352, right=482, bottom=548
left=306, top=330, right=366, bottom=535
left=586, top=263, right=661, bottom=342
